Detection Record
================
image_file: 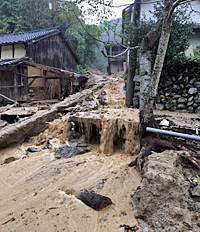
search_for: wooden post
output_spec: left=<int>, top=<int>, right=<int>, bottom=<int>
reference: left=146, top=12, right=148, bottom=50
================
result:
left=14, top=73, right=18, bottom=101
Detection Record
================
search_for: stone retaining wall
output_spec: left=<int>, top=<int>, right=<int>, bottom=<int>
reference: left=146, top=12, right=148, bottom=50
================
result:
left=134, top=60, right=200, bottom=113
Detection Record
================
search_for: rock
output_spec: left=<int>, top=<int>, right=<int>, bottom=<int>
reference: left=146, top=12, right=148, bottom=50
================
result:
left=180, top=109, right=187, bottom=113
left=189, top=185, right=200, bottom=197
left=188, top=96, right=193, bottom=102
left=159, top=119, right=169, bottom=127
left=0, top=120, right=7, bottom=129
left=187, top=101, right=193, bottom=106
left=178, top=97, right=187, bottom=103
left=133, top=97, right=139, bottom=108
left=195, top=82, right=200, bottom=88
left=27, top=147, right=38, bottom=152
left=97, top=90, right=107, bottom=105
left=134, top=212, right=140, bottom=218
left=77, top=143, right=88, bottom=147
left=189, top=79, right=194, bottom=84
left=115, top=228, right=125, bottom=232
left=194, top=94, right=200, bottom=103
left=173, top=95, right=182, bottom=99
left=4, top=157, right=15, bottom=164
left=188, top=107, right=194, bottom=113
left=54, top=146, right=86, bottom=159
left=172, top=100, right=177, bottom=106
left=121, top=211, right=127, bottom=216
left=177, top=104, right=187, bottom=109
left=195, top=106, right=200, bottom=114
left=143, top=228, right=149, bottom=232
left=183, top=76, right=189, bottom=84
left=173, top=84, right=179, bottom=89
left=161, top=98, right=166, bottom=104
left=155, top=104, right=165, bottom=111
left=188, top=88, right=197, bottom=95
left=68, top=141, right=78, bottom=147
left=194, top=202, right=200, bottom=212
left=197, top=223, right=200, bottom=228
left=182, top=93, right=188, bottom=97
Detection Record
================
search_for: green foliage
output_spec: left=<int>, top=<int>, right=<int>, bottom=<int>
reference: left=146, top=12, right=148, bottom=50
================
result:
left=65, top=24, right=101, bottom=70
left=123, top=2, right=194, bottom=72
left=123, top=15, right=155, bottom=72
left=194, top=45, right=200, bottom=59
left=0, top=0, right=103, bottom=71
left=162, top=54, right=200, bottom=84
left=0, top=0, right=73, bottom=34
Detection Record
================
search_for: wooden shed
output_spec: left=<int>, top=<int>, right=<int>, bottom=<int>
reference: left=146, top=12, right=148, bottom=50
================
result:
left=0, top=27, right=88, bottom=103
left=0, top=58, right=87, bottom=103
left=0, top=27, right=80, bottom=72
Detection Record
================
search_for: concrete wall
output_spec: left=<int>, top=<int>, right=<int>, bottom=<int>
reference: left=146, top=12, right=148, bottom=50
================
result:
left=140, top=0, right=154, bottom=19
left=189, top=31, right=200, bottom=49
left=140, top=0, right=200, bottom=23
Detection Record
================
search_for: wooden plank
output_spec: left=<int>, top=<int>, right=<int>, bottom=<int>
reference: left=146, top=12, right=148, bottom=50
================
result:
left=0, top=93, right=16, bottom=103
left=0, top=85, right=23, bottom=89
left=27, top=76, right=60, bottom=79
left=28, top=77, right=37, bottom=88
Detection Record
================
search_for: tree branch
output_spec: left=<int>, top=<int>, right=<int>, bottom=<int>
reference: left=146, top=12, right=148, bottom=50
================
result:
left=169, top=0, right=195, bottom=19
left=69, top=2, right=104, bottom=44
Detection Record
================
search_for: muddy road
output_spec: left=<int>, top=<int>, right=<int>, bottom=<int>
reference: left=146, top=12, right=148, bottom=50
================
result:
left=0, top=71, right=200, bottom=232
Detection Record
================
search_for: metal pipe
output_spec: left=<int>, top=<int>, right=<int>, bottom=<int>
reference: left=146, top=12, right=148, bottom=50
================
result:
left=146, top=127, right=200, bottom=141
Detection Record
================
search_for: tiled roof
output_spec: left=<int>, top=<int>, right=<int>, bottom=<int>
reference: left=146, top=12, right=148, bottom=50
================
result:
left=0, top=27, right=60, bottom=45
left=0, top=57, right=28, bottom=66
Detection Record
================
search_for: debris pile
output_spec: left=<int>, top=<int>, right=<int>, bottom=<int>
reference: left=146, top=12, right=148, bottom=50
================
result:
left=1, top=71, right=200, bottom=232
left=132, top=150, right=200, bottom=232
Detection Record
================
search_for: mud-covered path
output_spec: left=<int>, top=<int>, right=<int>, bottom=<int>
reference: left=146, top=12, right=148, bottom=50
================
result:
left=1, top=71, right=200, bottom=232
left=0, top=72, right=142, bottom=232
left=0, top=144, right=142, bottom=232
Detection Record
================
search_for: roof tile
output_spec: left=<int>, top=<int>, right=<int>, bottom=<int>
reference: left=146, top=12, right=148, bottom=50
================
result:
left=0, top=28, right=59, bottom=45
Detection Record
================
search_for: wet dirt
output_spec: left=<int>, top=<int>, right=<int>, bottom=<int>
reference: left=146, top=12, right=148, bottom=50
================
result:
left=0, top=71, right=200, bottom=232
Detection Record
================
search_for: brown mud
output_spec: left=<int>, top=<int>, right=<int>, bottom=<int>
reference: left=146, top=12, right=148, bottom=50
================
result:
left=0, top=70, right=200, bottom=232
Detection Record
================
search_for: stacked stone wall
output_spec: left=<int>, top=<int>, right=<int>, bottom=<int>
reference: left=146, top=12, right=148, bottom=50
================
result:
left=134, top=60, right=200, bottom=113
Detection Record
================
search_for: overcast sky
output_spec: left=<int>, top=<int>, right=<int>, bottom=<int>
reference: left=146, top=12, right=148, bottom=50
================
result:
left=83, top=0, right=134, bottom=24
left=112, top=0, right=134, bottom=18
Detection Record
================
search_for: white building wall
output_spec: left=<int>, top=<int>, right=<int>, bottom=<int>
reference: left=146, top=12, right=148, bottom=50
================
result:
left=140, top=0, right=154, bottom=19
left=140, top=0, right=200, bottom=22
left=190, top=1, right=200, bottom=24
left=140, top=0, right=200, bottom=53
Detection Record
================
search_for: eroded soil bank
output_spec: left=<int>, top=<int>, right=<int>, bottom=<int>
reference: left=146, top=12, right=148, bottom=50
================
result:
left=0, top=71, right=200, bottom=232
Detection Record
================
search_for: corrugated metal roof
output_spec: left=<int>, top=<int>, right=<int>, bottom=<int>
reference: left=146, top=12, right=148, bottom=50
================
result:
left=0, top=28, right=59, bottom=45
left=0, top=57, right=28, bottom=66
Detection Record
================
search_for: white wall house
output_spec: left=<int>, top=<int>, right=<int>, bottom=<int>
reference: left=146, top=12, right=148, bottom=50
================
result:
left=140, top=0, right=200, bottom=55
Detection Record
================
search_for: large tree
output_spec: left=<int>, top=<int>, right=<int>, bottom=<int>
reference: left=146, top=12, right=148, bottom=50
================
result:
left=138, top=0, right=198, bottom=131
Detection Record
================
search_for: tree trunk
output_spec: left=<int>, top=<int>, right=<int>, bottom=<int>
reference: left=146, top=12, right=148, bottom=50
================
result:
left=149, top=0, right=173, bottom=99
left=139, top=0, right=174, bottom=129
